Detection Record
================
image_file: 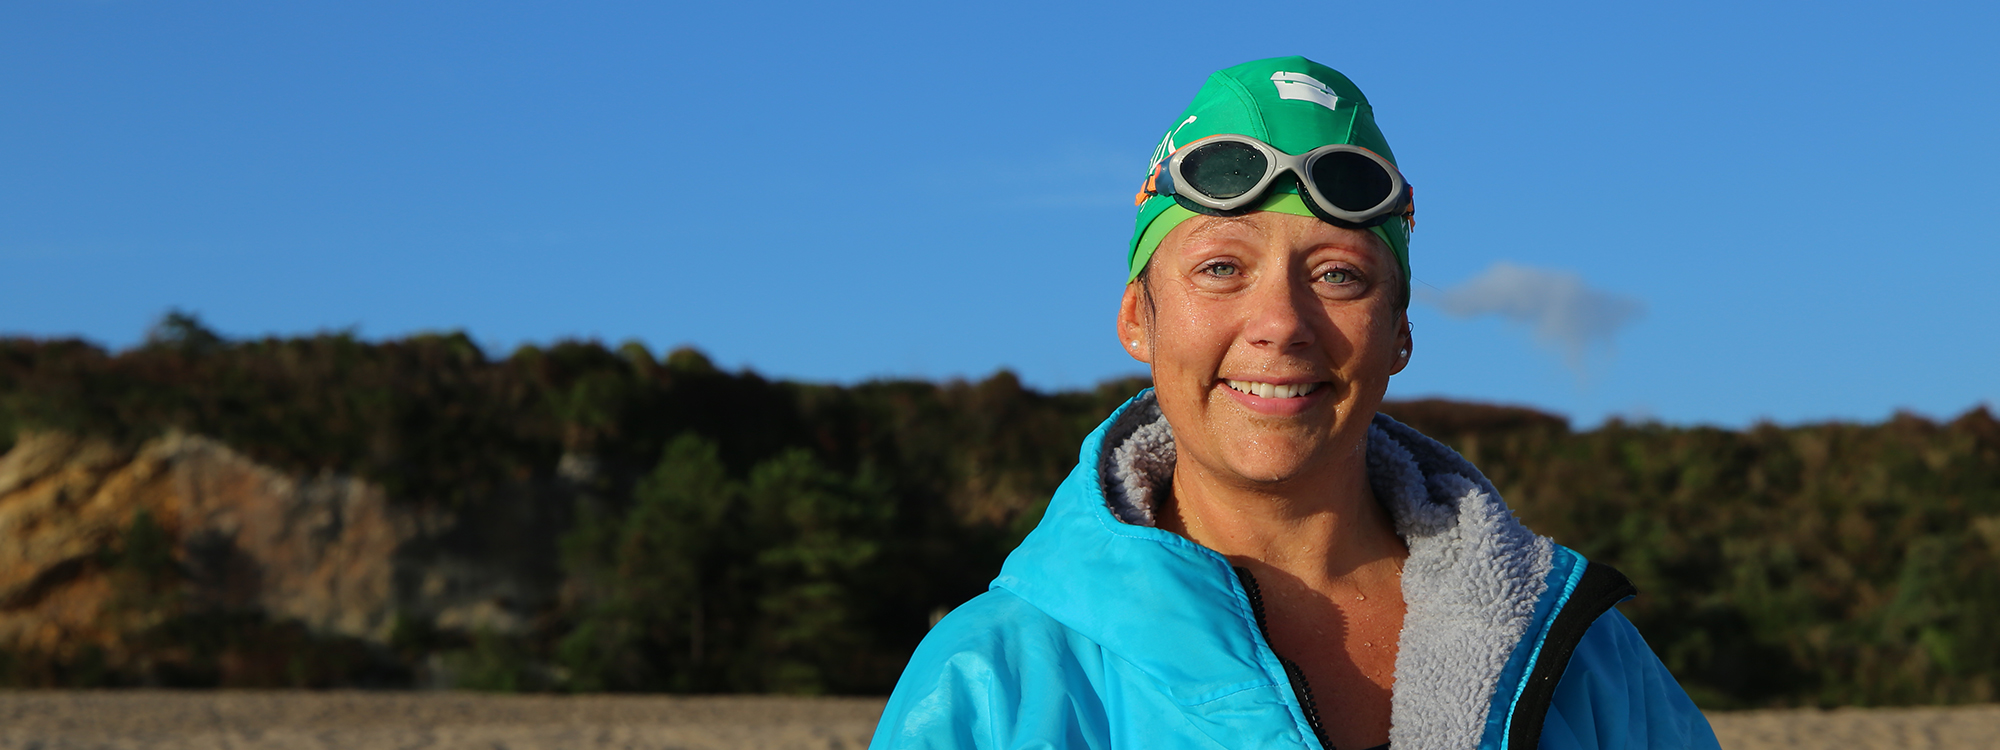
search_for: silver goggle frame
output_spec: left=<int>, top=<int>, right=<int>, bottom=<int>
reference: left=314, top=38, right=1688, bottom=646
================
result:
left=1152, top=135, right=1410, bottom=228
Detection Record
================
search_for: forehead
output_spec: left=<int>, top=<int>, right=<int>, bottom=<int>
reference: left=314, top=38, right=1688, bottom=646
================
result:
left=1163, top=211, right=1389, bottom=261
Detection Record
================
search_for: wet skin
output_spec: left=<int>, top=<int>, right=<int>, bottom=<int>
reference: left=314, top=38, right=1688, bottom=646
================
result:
left=1118, top=210, right=1412, bottom=750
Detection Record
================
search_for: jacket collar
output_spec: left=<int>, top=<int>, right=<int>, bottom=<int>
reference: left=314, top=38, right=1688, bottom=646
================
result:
left=991, top=391, right=1557, bottom=750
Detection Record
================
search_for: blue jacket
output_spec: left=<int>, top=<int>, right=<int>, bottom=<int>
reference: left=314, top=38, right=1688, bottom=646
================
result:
left=871, top=393, right=1720, bottom=750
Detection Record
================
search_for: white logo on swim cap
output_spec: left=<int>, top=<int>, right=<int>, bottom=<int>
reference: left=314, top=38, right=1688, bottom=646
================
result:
left=1148, top=115, right=1198, bottom=168
left=1271, top=71, right=1340, bottom=111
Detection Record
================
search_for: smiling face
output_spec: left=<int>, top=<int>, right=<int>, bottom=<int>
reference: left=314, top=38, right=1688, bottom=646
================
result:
left=1119, top=210, right=1411, bottom=489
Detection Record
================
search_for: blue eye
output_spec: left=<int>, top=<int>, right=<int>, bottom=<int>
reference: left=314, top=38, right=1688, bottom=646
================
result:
left=1320, top=269, right=1353, bottom=284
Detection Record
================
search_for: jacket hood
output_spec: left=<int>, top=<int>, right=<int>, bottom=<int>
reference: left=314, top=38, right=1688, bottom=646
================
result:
left=991, top=390, right=1557, bottom=750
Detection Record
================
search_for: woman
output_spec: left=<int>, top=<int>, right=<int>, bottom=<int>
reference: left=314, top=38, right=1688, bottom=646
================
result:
left=871, top=57, right=1719, bottom=750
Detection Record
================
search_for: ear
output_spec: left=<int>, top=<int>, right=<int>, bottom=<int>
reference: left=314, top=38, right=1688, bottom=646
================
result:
left=1390, top=313, right=1413, bottom=376
left=1117, top=282, right=1153, bottom=364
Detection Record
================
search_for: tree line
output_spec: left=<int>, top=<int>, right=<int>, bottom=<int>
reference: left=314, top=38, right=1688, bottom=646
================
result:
left=1, top=315, right=1995, bottom=708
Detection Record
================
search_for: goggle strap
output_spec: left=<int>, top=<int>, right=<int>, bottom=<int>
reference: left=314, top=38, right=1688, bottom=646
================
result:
left=1401, top=184, right=1416, bottom=232
left=1134, top=160, right=1176, bottom=206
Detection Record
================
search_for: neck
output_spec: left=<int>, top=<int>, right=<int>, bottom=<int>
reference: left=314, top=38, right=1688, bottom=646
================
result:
left=1159, top=444, right=1408, bottom=590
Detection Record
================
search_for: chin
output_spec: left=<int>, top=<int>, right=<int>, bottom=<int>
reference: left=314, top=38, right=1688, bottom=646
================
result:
left=1212, top=440, right=1326, bottom=486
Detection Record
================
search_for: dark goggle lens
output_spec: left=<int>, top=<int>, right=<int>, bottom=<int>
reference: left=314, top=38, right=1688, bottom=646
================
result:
left=1180, top=141, right=1269, bottom=199
left=1309, top=151, right=1395, bottom=212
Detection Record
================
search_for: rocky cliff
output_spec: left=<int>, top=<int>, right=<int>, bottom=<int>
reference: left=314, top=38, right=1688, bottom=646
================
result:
left=0, top=431, right=573, bottom=682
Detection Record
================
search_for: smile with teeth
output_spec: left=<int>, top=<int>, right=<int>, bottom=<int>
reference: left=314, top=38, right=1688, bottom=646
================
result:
left=1223, top=380, right=1323, bottom=399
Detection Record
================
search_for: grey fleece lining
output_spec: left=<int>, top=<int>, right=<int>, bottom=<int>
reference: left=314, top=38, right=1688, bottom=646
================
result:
left=1099, top=395, right=1175, bottom=527
left=1096, top=392, right=1555, bottom=750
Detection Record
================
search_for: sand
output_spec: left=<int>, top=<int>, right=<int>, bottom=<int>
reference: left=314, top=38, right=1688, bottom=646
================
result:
left=0, top=692, right=886, bottom=750
left=1705, top=705, right=2000, bottom=750
left=1, top=691, right=1995, bottom=749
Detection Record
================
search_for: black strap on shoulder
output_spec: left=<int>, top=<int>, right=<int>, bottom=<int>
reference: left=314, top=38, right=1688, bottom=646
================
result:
left=1506, top=561, right=1637, bottom=750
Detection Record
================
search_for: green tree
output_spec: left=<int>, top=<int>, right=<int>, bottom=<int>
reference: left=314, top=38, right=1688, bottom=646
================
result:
left=560, top=433, right=738, bottom=691
left=558, top=434, right=897, bottom=693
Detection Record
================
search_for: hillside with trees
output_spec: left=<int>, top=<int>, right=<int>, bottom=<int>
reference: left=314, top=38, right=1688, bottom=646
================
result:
left=1, top=315, right=1995, bottom=708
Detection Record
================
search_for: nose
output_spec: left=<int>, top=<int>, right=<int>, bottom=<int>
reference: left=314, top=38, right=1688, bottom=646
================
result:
left=1240, top=268, right=1317, bottom=354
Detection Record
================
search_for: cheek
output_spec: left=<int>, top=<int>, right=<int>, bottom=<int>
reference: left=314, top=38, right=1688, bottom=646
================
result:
left=1358, top=311, right=1406, bottom=363
left=1318, top=307, right=1401, bottom=367
left=1153, top=300, right=1234, bottom=366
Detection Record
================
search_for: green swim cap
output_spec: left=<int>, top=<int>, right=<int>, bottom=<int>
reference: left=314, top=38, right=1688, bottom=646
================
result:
left=1129, top=56, right=1411, bottom=299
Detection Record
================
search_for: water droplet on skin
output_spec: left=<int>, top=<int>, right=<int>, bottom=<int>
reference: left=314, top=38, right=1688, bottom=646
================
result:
left=1355, top=594, right=1366, bottom=601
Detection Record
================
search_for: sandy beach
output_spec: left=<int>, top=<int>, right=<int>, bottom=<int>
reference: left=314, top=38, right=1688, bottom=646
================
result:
left=0, top=692, right=885, bottom=750
left=1705, top=704, right=2000, bottom=750
left=1, top=691, right=1996, bottom=749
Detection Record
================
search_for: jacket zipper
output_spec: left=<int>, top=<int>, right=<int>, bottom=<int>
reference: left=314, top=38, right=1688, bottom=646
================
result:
left=1235, top=566, right=1335, bottom=750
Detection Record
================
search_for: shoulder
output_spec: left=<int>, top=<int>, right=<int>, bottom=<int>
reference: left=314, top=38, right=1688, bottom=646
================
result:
left=1537, top=608, right=1721, bottom=750
left=869, top=589, right=1111, bottom=750
left=900, top=589, right=1097, bottom=684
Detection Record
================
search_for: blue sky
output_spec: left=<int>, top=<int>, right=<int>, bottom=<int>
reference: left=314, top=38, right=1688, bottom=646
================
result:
left=4, top=1, right=1995, bottom=428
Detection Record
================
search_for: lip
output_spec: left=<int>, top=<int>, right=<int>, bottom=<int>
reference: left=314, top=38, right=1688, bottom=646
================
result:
left=1216, top=378, right=1332, bottom=416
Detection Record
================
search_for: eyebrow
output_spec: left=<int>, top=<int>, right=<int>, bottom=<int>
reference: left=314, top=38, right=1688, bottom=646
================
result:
left=1177, top=214, right=1260, bottom=242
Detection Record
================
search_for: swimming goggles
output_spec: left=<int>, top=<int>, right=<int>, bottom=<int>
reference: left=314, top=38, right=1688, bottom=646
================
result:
left=1136, top=134, right=1413, bottom=230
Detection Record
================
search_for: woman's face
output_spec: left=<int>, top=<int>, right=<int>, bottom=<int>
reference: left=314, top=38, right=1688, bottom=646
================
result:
left=1118, top=211, right=1410, bottom=488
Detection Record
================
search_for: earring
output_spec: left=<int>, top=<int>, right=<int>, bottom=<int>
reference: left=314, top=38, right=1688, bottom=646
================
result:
left=1398, top=348, right=1409, bottom=358
left=1129, top=340, right=1139, bottom=348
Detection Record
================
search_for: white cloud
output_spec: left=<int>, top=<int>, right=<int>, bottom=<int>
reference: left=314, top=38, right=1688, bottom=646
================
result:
left=1419, top=262, right=1645, bottom=373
